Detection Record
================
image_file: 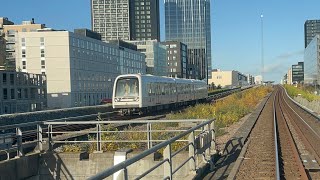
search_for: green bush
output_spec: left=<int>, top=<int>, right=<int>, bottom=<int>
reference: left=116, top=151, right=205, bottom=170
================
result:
left=284, top=84, right=320, bottom=102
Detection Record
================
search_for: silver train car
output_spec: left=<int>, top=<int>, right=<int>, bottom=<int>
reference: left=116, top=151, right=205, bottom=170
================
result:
left=112, top=74, right=207, bottom=115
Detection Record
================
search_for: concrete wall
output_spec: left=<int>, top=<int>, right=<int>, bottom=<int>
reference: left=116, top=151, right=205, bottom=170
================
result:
left=0, top=153, right=39, bottom=180
left=0, top=150, right=197, bottom=180
left=39, top=151, right=193, bottom=180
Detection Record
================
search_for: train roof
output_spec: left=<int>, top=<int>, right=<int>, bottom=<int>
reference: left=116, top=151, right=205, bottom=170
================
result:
left=115, top=74, right=206, bottom=84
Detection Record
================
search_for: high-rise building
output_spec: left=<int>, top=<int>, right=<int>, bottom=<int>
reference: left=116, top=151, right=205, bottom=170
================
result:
left=91, top=0, right=160, bottom=41
left=165, top=0, right=211, bottom=80
left=304, top=20, right=320, bottom=48
left=91, top=0, right=130, bottom=41
left=129, top=0, right=160, bottom=41
left=292, top=62, right=304, bottom=84
left=162, top=41, right=187, bottom=78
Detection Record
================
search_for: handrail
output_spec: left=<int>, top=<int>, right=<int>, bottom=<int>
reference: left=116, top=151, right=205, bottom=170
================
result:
left=88, top=119, right=214, bottom=180
left=44, top=119, right=208, bottom=125
left=0, top=111, right=114, bottom=131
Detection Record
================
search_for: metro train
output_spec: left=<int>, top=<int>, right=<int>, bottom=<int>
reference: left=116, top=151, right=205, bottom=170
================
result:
left=112, top=74, right=207, bottom=115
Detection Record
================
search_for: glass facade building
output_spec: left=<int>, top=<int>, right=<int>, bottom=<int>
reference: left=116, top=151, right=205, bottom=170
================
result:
left=165, top=0, right=211, bottom=80
left=304, top=20, right=320, bottom=48
left=304, top=35, right=320, bottom=85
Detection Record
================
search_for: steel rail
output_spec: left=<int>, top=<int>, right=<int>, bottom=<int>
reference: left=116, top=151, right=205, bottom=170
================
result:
left=273, top=91, right=281, bottom=180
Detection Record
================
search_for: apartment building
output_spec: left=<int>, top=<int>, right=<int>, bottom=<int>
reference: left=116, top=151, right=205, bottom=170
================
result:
left=15, top=29, right=146, bottom=109
left=2, top=18, right=45, bottom=71
left=0, top=71, right=46, bottom=115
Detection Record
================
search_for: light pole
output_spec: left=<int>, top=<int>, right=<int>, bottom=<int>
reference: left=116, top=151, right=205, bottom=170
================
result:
left=260, top=14, right=264, bottom=84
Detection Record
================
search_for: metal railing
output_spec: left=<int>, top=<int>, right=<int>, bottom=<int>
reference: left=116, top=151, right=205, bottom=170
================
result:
left=0, top=112, right=113, bottom=160
left=71, top=119, right=216, bottom=180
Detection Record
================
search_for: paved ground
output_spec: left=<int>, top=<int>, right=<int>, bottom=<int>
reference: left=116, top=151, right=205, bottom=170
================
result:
left=196, top=95, right=270, bottom=180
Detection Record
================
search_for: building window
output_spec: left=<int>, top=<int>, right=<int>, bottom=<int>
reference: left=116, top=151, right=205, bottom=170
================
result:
left=22, top=61, right=26, bottom=69
left=24, top=89, right=28, bottom=99
left=41, top=60, right=45, bottom=69
left=17, top=88, right=22, bottom=99
left=41, top=49, right=45, bottom=57
left=10, top=74, right=14, bottom=85
left=11, top=89, right=15, bottom=99
left=40, top=37, right=45, bottom=46
left=22, top=49, right=26, bottom=58
left=21, top=38, right=26, bottom=46
left=2, top=73, right=7, bottom=84
left=3, top=88, right=7, bottom=100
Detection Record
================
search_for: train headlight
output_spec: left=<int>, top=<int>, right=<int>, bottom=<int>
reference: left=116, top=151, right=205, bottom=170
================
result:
left=134, top=97, right=139, bottom=101
left=114, top=98, right=119, bottom=102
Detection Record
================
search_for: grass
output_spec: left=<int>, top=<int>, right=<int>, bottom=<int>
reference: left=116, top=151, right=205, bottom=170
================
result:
left=167, top=86, right=273, bottom=136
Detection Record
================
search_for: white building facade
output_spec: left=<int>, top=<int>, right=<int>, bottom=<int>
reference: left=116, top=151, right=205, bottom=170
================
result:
left=209, top=70, right=248, bottom=88
left=127, top=40, right=167, bottom=76
left=15, top=30, right=145, bottom=109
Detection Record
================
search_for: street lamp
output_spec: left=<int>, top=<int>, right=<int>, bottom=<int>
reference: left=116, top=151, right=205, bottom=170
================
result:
left=261, top=14, right=264, bottom=84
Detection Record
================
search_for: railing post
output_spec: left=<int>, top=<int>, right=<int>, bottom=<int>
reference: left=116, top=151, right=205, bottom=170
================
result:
left=16, top=127, right=23, bottom=157
left=210, top=120, right=216, bottom=154
left=163, top=144, right=173, bottom=179
left=48, top=124, right=53, bottom=151
left=149, top=123, right=152, bottom=148
left=37, top=124, right=43, bottom=152
left=97, top=123, right=102, bottom=152
left=147, top=122, right=151, bottom=149
left=205, top=124, right=210, bottom=159
left=188, top=131, right=196, bottom=171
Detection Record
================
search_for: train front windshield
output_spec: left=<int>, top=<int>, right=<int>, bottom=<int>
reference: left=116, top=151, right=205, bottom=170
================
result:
left=115, top=77, right=139, bottom=97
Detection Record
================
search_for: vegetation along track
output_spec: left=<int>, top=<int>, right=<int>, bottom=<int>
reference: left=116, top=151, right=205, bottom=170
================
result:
left=235, top=86, right=318, bottom=179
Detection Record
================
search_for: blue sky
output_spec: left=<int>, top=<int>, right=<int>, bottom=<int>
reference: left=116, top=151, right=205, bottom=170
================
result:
left=1, top=0, right=320, bottom=82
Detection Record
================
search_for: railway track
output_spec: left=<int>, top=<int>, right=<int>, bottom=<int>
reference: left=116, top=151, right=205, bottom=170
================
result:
left=235, top=86, right=320, bottom=179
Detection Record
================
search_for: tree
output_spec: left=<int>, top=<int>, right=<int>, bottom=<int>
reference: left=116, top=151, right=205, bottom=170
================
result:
left=211, top=82, right=216, bottom=90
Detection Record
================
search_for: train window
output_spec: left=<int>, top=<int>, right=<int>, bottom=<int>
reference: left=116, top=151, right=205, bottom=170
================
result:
left=148, top=83, right=152, bottom=96
left=115, top=78, right=139, bottom=97
left=161, top=84, right=165, bottom=95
